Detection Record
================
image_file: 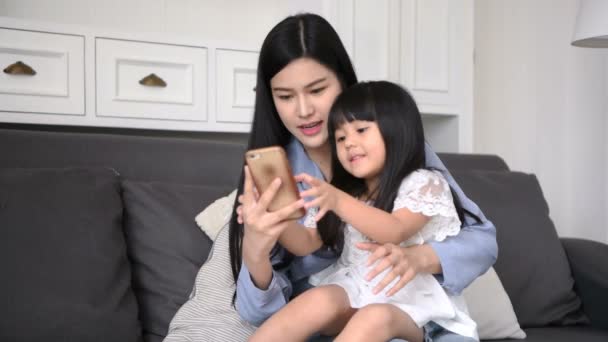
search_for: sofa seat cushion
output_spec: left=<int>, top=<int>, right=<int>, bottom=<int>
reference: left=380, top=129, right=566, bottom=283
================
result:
left=451, top=170, right=587, bottom=328
left=121, top=180, right=233, bottom=342
left=489, top=326, right=608, bottom=342
left=0, top=167, right=141, bottom=342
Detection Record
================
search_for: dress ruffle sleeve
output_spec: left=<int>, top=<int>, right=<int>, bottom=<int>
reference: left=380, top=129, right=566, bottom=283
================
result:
left=393, top=169, right=462, bottom=243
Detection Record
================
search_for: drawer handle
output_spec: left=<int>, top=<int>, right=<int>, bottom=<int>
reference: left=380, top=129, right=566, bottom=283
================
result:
left=3, top=61, right=37, bottom=76
left=139, top=73, right=167, bottom=87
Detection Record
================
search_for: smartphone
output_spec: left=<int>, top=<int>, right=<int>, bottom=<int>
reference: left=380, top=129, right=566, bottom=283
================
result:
left=245, top=146, right=305, bottom=220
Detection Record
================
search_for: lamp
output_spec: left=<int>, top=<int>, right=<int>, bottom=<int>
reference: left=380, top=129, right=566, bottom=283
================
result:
left=572, top=0, right=608, bottom=47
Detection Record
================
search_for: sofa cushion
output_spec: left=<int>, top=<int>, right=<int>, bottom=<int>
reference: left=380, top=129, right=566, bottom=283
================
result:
left=491, top=326, right=608, bottom=342
left=451, top=170, right=587, bottom=328
left=0, top=167, right=141, bottom=342
left=121, top=180, right=232, bottom=341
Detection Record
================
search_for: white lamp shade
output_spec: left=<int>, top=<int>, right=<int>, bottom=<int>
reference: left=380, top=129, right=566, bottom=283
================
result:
left=572, top=0, right=608, bottom=47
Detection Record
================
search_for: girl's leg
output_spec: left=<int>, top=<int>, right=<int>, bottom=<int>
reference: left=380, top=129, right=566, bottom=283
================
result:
left=334, top=304, right=423, bottom=342
left=249, top=285, right=355, bottom=342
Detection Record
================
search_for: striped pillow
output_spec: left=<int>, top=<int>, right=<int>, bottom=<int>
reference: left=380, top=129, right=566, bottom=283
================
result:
left=164, top=223, right=256, bottom=341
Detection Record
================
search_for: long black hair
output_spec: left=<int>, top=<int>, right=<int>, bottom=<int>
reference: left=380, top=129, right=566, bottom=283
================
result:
left=318, top=81, right=480, bottom=248
left=228, top=13, right=358, bottom=288
left=317, top=81, right=427, bottom=248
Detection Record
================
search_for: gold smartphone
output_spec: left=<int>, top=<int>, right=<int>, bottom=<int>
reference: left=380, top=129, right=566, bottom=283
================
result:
left=245, top=146, right=305, bottom=220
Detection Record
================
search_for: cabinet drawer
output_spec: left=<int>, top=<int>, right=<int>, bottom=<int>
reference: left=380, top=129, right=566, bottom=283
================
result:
left=96, top=38, right=207, bottom=121
left=216, top=49, right=258, bottom=124
left=0, top=28, right=85, bottom=115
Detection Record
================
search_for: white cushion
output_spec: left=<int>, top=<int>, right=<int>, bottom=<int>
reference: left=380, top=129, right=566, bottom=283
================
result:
left=194, top=189, right=236, bottom=240
left=463, top=267, right=526, bottom=339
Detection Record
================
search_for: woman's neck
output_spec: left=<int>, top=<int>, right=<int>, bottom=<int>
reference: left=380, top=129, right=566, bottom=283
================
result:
left=304, top=143, right=332, bottom=180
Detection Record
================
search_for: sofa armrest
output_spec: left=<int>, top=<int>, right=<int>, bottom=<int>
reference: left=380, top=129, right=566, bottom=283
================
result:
left=561, top=237, right=608, bottom=330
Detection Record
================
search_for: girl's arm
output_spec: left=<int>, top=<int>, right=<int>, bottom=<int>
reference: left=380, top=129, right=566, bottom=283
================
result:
left=296, top=173, right=430, bottom=245
left=333, top=191, right=430, bottom=244
left=278, top=221, right=323, bottom=256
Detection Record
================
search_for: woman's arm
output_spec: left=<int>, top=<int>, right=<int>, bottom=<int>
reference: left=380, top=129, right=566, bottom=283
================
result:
left=424, top=144, right=497, bottom=294
left=235, top=166, right=307, bottom=325
left=278, top=221, right=323, bottom=256
left=236, top=260, right=292, bottom=326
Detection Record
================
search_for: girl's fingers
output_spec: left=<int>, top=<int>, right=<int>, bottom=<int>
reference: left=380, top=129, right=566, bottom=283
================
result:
left=303, top=197, right=323, bottom=209
left=253, top=186, right=260, bottom=200
left=294, top=173, right=311, bottom=183
left=295, top=173, right=321, bottom=186
left=238, top=194, right=244, bottom=204
left=314, top=208, right=328, bottom=222
left=300, top=187, right=322, bottom=199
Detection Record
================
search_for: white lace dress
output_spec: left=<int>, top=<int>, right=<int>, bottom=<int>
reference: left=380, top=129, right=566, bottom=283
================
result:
left=309, top=169, right=478, bottom=339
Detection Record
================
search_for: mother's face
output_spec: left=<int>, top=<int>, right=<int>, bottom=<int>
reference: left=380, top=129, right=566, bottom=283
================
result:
left=270, top=58, right=342, bottom=151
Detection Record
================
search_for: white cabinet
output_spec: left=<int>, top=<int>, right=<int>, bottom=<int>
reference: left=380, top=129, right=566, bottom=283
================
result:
left=322, top=0, right=473, bottom=152
left=0, top=9, right=470, bottom=149
left=215, top=49, right=259, bottom=124
left=0, top=28, right=85, bottom=115
left=96, top=38, right=208, bottom=121
left=0, top=16, right=258, bottom=132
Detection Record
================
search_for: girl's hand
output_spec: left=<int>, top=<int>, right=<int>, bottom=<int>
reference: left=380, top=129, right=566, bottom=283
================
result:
left=356, top=242, right=424, bottom=296
left=295, top=173, right=341, bottom=221
left=240, top=166, right=305, bottom=261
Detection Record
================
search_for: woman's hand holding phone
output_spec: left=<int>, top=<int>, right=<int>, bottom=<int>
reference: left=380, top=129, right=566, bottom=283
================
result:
left=240, top=166, right=305, bottom=259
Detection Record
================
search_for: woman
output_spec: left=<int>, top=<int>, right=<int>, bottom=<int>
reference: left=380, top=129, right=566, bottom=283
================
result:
left=232, top=13, right=496, bottom=341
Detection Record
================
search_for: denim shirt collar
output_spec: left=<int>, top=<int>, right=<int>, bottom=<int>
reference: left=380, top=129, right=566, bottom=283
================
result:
left=285, top=137, right=325, bottom=185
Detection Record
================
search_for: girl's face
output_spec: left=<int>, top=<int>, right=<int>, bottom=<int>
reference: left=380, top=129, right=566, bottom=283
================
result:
left=334, top=120, right=386, bottom=190
left=270, top=58, right=342, bottom=151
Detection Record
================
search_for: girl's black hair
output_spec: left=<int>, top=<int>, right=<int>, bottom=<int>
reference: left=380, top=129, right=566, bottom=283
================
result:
left=318, top=81, right=478, bottom=248
left=318, top=81, right=426, bottom=248
left=228, top=14, right=358, bottom=291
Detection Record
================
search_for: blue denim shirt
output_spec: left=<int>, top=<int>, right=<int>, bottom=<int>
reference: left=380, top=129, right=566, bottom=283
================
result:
left=235, top=138, right=497, bottom=326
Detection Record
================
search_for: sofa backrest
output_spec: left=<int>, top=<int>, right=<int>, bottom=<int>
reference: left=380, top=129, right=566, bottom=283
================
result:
left=0, top=127, right=246, bottom=188
left=438, top=153, right=509, bottom=172
left=1, top=127, right=510, bottom=185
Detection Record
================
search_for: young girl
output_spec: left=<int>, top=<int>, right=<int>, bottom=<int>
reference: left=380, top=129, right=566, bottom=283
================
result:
left=248, top=81, right=478, bottom=342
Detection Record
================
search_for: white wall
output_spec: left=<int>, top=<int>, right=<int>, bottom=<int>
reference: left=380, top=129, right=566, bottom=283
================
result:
left=475, top=0, right=608, bottom=243
left=0, top=0, right=292, bottom=47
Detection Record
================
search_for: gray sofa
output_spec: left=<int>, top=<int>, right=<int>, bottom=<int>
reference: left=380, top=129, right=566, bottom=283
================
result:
left=0, top=126, right=606, bottom=342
